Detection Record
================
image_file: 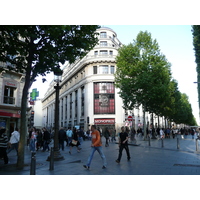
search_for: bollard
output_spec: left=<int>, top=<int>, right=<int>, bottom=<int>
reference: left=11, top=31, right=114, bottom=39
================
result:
left=177, top=138, right=180, bottom=149
left=161, top=138, right=164, bottom=148
left=49, top=147, right=54, bottom=170
left=196, top=139, right=199, bottom=151
left=30, top=152, right=36, bottom=175
left=148, top=136, right=151, bottom=146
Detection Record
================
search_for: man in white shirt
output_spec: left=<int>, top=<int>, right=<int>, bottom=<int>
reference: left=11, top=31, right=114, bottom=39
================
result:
left=159, top=128, right=165, bottom=139
left=66, top=127, right=73, bottom=146
left=7, top=128, right=20, bottom=155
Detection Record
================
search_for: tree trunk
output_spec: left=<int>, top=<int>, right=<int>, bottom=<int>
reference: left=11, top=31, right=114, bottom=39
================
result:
left=17, top=66, right=32, bottom=170
left=151, top=113, right=156, bottom=139
left=158, top=116, right=160, bottom=128
left=143, top=105, right=147, bottom=140
left=151, top=113, right=154, bottom=128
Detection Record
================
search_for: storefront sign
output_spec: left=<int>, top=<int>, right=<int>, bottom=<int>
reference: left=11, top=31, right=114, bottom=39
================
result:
left=0, top=110, right=20, bottom=118
left=94, top=118, right=115, bottom=124
left=5, top=81, right=17, bottom=87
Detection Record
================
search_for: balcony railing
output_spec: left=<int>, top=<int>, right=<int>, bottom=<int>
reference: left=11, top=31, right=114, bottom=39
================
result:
left=95, top=43, right=118, bottom=48
left=3, top=96, right=15, bottom=104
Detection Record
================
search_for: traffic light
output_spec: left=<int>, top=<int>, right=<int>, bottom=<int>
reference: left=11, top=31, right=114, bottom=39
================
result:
left=30, top=111, right=35, bottom=126
left=87, top=116, right=90, bottom=124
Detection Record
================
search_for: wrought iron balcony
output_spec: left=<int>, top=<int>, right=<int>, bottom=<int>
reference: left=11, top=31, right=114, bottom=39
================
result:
left=3, top=96, right=15, bottom=104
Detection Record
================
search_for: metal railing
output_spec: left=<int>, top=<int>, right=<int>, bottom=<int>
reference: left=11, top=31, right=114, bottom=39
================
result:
left=3, top=96, right=15, bottom=104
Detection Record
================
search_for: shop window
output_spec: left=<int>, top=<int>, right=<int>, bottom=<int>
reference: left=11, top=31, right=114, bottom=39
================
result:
left=94, top=82, right=115, bottom=114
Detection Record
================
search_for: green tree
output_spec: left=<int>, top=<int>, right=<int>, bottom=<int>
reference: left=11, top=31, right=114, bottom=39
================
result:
left=0, top=25, right=100, bottom=169
left=115, top=31, right=172, bottom=138
left=169, top=79, right=197, bottom=126
left=175, top=93, right=197, bottom=125
left=192, top=25, right=200, bottom=110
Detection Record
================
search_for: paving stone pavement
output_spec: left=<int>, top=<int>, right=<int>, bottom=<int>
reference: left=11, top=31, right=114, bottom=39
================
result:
left=1, top=135, right=200, bottom=175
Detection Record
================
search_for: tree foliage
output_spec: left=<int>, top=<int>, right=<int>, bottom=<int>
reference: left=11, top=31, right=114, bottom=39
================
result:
left=115, top=30, right=197, bottom=129
left=115, top=31, right=172, bottom=113
left=0, top=25, right=100, bottom=169
left=192, top=25, right=200, bottom=110
left=0, top=25, right=100, bottom=80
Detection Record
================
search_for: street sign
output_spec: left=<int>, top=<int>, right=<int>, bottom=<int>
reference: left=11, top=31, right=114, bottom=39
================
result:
left=128, top=116, right=133, bottom=121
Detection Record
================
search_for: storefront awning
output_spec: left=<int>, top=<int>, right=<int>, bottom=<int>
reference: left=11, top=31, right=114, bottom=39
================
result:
left=0, top=110, right=20, bottom=118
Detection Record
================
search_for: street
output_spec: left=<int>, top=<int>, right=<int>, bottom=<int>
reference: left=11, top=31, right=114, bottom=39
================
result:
left=1, top=135, right=200, bottom=175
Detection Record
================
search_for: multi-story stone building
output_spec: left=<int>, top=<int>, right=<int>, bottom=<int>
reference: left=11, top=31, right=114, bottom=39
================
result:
left=0, top=62, right=26, bottom=136
left=42, top=27, right=155, bottom=133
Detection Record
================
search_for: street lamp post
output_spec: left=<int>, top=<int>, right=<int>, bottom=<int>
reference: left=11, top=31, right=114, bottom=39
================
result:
left=47, top=66, right=64, bottom=161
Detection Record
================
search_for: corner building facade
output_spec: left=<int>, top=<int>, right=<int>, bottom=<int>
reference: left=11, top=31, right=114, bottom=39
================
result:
left=42, top=27, right=138, bottom=132
left=0, top=62, right=26, bottom=136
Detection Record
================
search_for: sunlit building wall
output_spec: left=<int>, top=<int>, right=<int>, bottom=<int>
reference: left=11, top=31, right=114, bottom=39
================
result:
left=42, top=27, right=155, bottom=132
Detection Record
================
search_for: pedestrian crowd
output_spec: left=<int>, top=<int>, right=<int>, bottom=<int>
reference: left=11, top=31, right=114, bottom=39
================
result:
left=127, top=126, right=198, bottom=142
left=28, top=127, right=52, bottom=152
left=1, top=124, right=199, bottom=170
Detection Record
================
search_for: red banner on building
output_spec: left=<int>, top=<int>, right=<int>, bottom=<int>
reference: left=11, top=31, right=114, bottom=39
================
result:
left=94, top=118, right=115, bottom=125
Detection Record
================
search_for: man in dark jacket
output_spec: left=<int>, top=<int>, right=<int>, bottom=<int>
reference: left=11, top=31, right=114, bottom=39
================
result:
left=0, top=128, right=9, bottom=164
left=42, top=127, right=51, bottom=152
left=116, top=126, right=131, bottom=163
left=58, top=127, right=66, bottom=151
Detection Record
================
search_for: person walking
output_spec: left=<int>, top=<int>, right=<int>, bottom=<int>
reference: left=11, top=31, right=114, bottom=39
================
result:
left=111, top=128, right=116, bottom=143
left=36, top=129, right=43, bottom=151
left=116, top=126, right=131, bottom=164
left=191, top=128, right=195, bottom=139
left=29, top=127, right=37, bottom=152
left=0, top=128, right=9, bottom=164
left=158, top=128, right=165, bottom=140
left=42, top=127, right=51, bottom=152
left=104, top=127, right=110, bottom=147
left=172, top=129, right=175, bottom=139
left=58, top=127, right=66, bottom=151
left=66, top=127, right=73, bottom=146
left=77, top=127, right=84, bottom=149
left=7, top=127, right=20, bottom=155
left=83, top=125, right=107, bottom=169
left=69, top=128, right=80, bottom=154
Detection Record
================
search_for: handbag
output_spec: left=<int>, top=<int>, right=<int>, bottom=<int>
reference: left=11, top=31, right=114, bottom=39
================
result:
left=72, top=140, right=77, bottom=145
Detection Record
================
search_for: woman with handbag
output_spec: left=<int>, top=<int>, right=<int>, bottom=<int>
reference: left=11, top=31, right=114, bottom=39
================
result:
left=69, top=128, right=80, bottom=154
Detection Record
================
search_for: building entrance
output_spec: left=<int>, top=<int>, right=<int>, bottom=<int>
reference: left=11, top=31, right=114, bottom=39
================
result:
left=96, top=124, right=115, bottom=136
left=94, top=118, right=115, bottom=137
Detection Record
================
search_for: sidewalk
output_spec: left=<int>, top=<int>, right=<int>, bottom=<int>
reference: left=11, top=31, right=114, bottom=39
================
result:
left=1, top=136, right=200, bottom=175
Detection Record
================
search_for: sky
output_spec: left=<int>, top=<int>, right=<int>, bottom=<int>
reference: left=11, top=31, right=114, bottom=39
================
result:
left=30, top=25, right=199, bottom=124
